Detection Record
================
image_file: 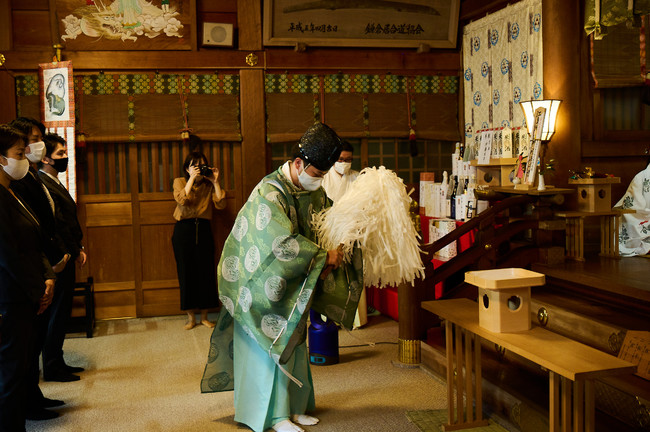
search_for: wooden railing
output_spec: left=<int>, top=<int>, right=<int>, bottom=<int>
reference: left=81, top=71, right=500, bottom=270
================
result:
left=421, top=194, right=537, bottom=293
left=399, top=194, right=542, bottom=345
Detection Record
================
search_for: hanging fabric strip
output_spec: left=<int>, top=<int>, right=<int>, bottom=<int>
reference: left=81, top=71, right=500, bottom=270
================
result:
left=319, top=75, right=325, bottom=124
left=76, top=76, right=86, bottom=148
left=362, top=94, right=370, bottom=136
left=594, top=0, right=602, bottom=39
left=590, top=33, right=600, bottom=87
left=178, top=76, right=192, bottom=139
left=641, top=15, right=647, bottom=82
left=406, top=77, right=417, bottom=156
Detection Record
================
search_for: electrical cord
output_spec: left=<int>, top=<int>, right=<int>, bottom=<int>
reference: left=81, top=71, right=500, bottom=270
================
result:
left=339, top=341, right=398, bottom=348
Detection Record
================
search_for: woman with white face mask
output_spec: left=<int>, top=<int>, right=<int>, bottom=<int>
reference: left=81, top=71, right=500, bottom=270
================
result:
left=320, top=141, right=368, bottom=329
left=321, top=141, right=359, bottom=203
left=0, top=125, right=56, bottom=431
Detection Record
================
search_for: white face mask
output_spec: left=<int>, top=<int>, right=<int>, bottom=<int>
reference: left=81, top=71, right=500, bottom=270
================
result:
left=1, top=155, right=30, bottom=180
left=26, top=141, right=45, bottom=163
left=334, top=161, right=351, bottom=175
left=297, top=164, right=323, bottom=191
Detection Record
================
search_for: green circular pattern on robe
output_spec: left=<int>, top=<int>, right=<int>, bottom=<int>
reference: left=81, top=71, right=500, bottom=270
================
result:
left=207, top=342, right=219, bottom=363
left=208, top=372, right=232, bottom=391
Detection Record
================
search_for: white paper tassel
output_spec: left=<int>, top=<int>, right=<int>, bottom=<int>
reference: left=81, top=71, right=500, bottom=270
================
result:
left=312, top=166, right=425, bottom=288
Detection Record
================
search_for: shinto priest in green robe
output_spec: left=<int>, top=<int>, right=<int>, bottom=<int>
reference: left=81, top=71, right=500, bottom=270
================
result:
left=201, top=122, right=363, bottom=432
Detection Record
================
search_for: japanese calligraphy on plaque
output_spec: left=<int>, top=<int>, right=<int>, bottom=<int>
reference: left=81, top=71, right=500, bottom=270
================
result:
left=263, top=0, right=460, bottom=48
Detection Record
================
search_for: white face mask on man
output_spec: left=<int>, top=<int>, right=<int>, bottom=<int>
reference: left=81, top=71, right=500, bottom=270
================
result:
left=0, top=155, right=30, bottom=180
left=334, top=161, right=351, bottom=175
left=297, top=163, right=323, bottom=191
left=26, top=141, right=46, bottom=163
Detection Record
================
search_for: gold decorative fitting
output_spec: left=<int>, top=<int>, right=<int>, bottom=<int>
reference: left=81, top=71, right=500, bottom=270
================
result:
left=537, top=307, right=548, bottom=326
left=0, top=54, right=5, bottom=66
left=398, top=338, right=421, bottom=364
left=245, top=53, right=258, bottom=67
left=53, top=44, right=64, bottom=62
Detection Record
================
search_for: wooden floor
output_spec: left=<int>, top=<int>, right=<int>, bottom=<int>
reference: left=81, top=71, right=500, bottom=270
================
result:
left=533, top=255, right=650, bottom=303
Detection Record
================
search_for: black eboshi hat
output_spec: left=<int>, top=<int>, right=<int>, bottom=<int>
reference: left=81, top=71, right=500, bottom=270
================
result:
left=297, top=122, right=343, bottom=171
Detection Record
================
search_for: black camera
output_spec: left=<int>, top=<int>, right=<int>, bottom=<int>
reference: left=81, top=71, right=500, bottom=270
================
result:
left=199, top=164, right=213, bottom=177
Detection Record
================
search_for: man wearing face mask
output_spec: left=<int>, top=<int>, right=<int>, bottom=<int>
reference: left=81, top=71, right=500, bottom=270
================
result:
left=321, top=140, right=359, bottom=203
left=8, top=118, right=67, bottom=275
left=0, top=125, right=56, bottom=430
left=8, top=118, right=68, bottom=421
left=202, top=122, right=364, bottom=433
left=38, top=133, right=86, bottom=384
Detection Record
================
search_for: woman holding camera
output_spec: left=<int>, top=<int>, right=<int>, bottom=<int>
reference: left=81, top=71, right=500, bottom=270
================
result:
left=172, top=151, right=226, bottom=329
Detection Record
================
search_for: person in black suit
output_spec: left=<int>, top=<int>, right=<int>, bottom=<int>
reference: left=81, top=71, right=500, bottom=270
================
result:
left=9, top=118, right=69, bottom=420
left=0, top=124, right=56, bottom=431
left=8, top=118, right=68, bottom=274
left=39, top=133, right=87, bottom=383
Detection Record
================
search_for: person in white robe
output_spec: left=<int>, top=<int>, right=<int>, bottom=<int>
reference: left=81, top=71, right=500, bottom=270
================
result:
left=321, top=141, right=367, bottom=328
left=321, top=141, right=359, bottom=202
left=614, top=161, right=650, bottom=256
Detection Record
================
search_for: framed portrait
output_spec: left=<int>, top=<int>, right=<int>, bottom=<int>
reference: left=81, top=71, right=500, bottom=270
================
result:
left=54, top=0, right=194, bottom=50
left=39, top=61, right=75, bottom=129
left=263, top=0, right=460, bottom=48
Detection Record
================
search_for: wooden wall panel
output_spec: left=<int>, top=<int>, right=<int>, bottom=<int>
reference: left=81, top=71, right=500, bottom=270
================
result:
left=140, top=224, right=177, bottom=282
left=86, top=226, right=135, bottom=283
left=85, top=202, right=132, bottom=227
left=198, top=0, right=237, bottom=13
left=11, top=10, right=51, bottom=48
left=237, top=0, right=261, bottom=51
left=10, top=0, right=48, bottom=9
left=142, top=289, right=180, bottom=306
left=139, top=200, right=176, bottom=225
left=0, top=74, right=16, bottom=124
left=94, top=291, right=137, bottom=320
left=0, top=0, right=11, bottom=50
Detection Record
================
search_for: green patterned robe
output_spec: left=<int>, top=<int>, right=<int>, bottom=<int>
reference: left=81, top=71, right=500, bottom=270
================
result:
left=201, top=164, right=363, bottom=393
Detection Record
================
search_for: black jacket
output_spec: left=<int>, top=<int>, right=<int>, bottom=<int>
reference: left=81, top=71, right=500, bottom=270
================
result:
left=0, top=185, right=54, bottom=304
left=38, top=171, right=83, bottom=259
left=11, top=168, right=65, bottom=265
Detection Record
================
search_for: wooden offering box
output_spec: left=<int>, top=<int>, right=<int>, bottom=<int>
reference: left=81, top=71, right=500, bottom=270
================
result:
left=465, top=268, right=545, bottom=333
left=569, top=177, right=621, bottom=213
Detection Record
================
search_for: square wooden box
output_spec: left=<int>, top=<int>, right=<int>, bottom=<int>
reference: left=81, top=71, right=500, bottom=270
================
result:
left=465, top=268, right=545, bottom=333
left=569, top=177, right=621, bottom=213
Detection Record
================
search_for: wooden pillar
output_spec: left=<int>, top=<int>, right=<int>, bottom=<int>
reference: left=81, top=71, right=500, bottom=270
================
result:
left=0, top=0, right=16, bottom=124
left=397, top=281, right=421, bottom=364
left=542, top=0, right=582, bottom=190
left=237, top=0, right=267, bottom=200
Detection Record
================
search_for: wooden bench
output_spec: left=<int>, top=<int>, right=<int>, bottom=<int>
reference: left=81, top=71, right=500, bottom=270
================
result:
left=422, top=298, right=636, bottom=432
left=554, top=209, right=635, bottom=261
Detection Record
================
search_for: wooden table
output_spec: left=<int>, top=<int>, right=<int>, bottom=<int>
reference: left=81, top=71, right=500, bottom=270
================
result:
left=422, top=299, right=636, bottom=432
left=554, top=209, right=636, bottom=260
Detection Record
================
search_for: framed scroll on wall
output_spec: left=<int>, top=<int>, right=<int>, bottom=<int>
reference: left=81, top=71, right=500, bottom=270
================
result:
left=54, top=0, right=195, bottom=50
left=39, top=61, right=75, bottom=128
left=263, top=0, right=460, bottom=48
left=38, top=60, right=78, bottom=199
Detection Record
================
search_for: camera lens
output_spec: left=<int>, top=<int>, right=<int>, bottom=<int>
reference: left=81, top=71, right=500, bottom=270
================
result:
left=200, top=165, right=213, bottom=177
